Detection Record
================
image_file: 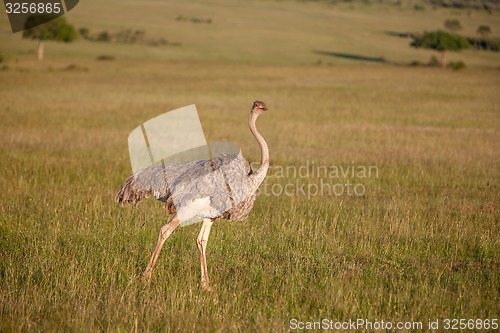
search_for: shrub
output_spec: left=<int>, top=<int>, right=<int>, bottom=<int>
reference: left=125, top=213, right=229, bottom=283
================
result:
left=96, top=55, right=115, bottom=61
left=467, top=37, right=500, bottom=51
left=96, top=31, right=111, bottom=42
left=477, top=25, right=491, bottom=37
left=63, top=64, right=88, bottom=72
left=447, top=61, right=466, bottom=70
left=444, top=19, right=462, bottom=32
left=79, top=27, right=90, bottom=39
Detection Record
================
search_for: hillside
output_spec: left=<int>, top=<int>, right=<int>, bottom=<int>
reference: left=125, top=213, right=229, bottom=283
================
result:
left=1, top=0, right=499, bottom=67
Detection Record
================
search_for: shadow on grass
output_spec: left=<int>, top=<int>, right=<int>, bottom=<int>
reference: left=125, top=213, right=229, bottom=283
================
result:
left=384, top=31, right=415, bottom=39
left=314, top=50, right=387, bottom=63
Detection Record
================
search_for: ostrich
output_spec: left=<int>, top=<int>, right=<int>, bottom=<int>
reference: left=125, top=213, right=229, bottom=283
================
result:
left=115, top=101, right=269, bottom=290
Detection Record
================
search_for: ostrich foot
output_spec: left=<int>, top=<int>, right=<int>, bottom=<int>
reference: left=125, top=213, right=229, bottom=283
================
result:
left=143, top=270, right=152, bottom=282
left=201, top=281, right=213, bottom=292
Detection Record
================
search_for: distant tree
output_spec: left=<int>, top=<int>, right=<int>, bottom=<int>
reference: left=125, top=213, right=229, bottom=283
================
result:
left=23, top=15, right=77, bottom=61
left=411, top=31, right=469, bottom=68
left=477, top=25, right=491, bottom=38
left=444, top=19, right=462, bottom=32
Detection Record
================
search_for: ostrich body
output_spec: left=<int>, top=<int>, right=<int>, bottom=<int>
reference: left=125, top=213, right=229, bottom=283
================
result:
left=116, top=101, right=269, bottom=290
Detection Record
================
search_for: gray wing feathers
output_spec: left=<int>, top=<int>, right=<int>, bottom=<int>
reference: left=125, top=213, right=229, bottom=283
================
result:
left=168, top=154, right=250, bottom=214
left=115, top=154, right=253, bottom=219
left=114, top=165, right=168, bottom=205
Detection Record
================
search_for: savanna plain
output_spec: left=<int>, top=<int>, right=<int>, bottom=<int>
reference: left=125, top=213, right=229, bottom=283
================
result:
left=0, top=0, right=499, bottom=331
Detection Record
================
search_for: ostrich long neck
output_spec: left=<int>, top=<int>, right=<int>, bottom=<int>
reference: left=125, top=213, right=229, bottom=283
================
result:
left=248, top=111, right=269, bottom=190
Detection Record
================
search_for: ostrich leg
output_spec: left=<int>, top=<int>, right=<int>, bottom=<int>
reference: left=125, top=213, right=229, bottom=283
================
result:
left=196, top=218, right=214, bottom=290
left=143, top=215, right=180, bottom=281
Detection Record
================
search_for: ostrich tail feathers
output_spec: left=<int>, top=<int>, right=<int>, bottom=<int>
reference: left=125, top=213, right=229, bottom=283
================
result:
left=115, top=174, right=151, bottom=206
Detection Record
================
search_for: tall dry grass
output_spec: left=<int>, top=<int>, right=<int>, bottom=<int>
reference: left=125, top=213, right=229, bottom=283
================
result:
left=0, top=60, right=499, bottom=331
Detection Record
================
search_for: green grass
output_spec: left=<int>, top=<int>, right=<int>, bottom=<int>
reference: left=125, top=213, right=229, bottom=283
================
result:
left=0, top=60, right=498, bottom=331
left=0, top=0, right=499, bottom=331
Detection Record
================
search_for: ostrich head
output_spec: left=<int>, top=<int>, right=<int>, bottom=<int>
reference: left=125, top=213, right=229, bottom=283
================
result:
left=251, top=101, right=268, bottom=114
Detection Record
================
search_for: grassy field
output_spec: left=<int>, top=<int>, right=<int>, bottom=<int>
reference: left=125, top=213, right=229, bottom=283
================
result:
left=1, top=0, right=500, bottom=66
left=1, top=0, right=499, bottom=332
